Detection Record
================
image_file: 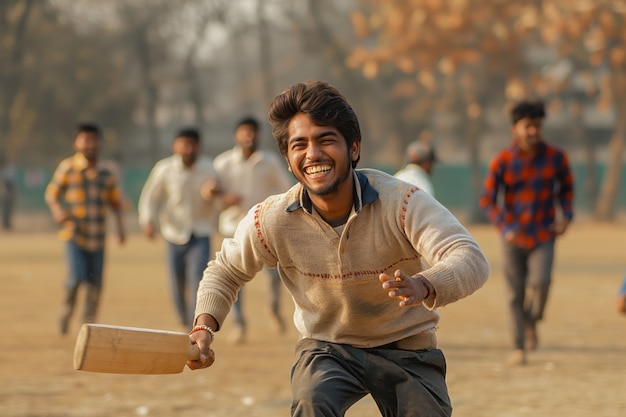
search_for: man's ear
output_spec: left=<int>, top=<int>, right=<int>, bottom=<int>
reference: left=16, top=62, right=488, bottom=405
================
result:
left=284, top=157, right=292, bottom=172
left=351, top=142, right=360, bottom=162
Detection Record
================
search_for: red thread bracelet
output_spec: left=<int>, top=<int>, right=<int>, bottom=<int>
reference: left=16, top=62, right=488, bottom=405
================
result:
left=189, top=324, right=215, bottom=340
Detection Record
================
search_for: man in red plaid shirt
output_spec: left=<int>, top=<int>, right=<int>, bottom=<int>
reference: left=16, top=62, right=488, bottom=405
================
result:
left=480, top=100, right=574, bottom=366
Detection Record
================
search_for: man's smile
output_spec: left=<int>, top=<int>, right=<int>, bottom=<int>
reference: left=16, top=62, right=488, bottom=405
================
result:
left=304, top=164, right=332, bottom=178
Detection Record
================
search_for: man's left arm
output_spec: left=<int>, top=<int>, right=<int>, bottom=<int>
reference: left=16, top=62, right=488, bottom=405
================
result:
left=555, top=152, right=575, bottom=235
left=106, top=174, right=126, bottom=245
left=403, top=193, right=490, bottom=309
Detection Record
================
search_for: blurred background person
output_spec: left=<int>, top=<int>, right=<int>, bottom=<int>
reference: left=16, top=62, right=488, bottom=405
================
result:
left=617, top=273, right=626, bottom=315
left=45, top=123, right=126, bottom=335
left=394, top=139, right=437, bottom=197
left=480, top=100, right=574, bottom=366
left=213, top=116, right=293, bottom=344
left=0, top=154, right=18, bottom=231
left=138, top=128, right=226, bottom=329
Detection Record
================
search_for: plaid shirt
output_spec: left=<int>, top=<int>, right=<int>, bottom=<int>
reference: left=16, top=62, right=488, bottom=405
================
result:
left=479, top=140, right=574, bottom=249
left=45, top=153, right=122, bottom=251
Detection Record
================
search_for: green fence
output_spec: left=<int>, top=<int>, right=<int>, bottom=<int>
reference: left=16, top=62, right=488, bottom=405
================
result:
left=11, top=164, right=626, bottom=214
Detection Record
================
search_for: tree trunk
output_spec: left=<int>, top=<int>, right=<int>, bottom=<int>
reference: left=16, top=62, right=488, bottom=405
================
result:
left=466, top=112, right=488, bottom=224
left=593, top=69, right=625, bottom=221
left=593, top=126, right=624, bottom=221
left=0, top=0, right=35, bottom=156
left=135, top=27, right=160, bottom=162
left=184, top=11, right=215, bottom=130
left=571, top=101, right=598, bottom=211
left=257, top=0, right=273, bottom=109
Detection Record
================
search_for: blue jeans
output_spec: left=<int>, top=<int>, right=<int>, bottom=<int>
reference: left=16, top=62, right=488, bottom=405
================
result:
left=63, top=240, right=105, bottom=325
left=502, top=240, right=555, bottom=350
left=231, top=266, right=282, bottom=330
left=166, top=234, right=210, bottom=328
left=65, top=240, right=105, bottom=288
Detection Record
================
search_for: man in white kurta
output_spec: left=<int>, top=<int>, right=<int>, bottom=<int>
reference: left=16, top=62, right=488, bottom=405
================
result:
left=138, top=128, right=222, bottom=328
left=394, top=140, right=437, bottom=197
left=213, top=116, right=292, bottom=343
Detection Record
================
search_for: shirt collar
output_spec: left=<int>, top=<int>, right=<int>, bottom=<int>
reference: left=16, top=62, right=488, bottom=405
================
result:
left=405, top=163, right=428, bottom=174
left=511, top=139, right=547, bottom=156
left=172, top=154, right=195, bottom=170
left=71, top=152, right=95, bottom=171
left=233, top=145, right=263, bottom=165
left=286, top=170, right=379, bottom=214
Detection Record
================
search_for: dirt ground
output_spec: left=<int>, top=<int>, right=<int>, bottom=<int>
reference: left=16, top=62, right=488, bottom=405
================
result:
left=1, top=215, right=625, bottom=417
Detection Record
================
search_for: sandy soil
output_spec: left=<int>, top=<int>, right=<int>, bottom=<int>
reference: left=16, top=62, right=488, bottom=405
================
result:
left=1, top=218, right=625, bottom=417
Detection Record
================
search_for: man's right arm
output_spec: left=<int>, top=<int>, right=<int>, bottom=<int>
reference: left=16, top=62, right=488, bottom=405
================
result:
left=137, top=163, right=165, bottom=238
left=44, top=162, right=69, bottom=224
left=479, top=158, right=506, bottom=232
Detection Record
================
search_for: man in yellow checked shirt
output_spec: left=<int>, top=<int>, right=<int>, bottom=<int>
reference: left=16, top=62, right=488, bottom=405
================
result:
left=45, top=123, right=126, bottom=335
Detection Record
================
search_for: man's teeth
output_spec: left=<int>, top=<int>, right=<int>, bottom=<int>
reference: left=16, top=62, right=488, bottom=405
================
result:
left=306, top=165, right=331, bottom=175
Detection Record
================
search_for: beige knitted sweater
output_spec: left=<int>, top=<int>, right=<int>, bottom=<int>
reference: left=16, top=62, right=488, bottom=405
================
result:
left=195, top=168, right=489, bottom=348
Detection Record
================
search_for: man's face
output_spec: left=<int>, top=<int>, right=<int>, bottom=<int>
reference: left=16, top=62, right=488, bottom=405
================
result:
left=285, top=113, right=359, bottom=197
left=234, top=123, right=258, bottom=153
left=74, top=132, right=100, bottom=161
left=172, top=136, right=200, bottom=167
left=511, top=117, right=543, bottom=152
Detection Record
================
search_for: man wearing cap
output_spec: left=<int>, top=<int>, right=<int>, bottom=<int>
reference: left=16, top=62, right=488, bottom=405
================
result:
left=394, top=140, right=437, bottom=196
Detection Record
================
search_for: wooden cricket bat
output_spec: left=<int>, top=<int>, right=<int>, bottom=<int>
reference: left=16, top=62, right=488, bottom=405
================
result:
left=73, top=323, right=201, bottom=374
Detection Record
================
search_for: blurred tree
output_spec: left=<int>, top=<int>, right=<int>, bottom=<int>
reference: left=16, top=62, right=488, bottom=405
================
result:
left=178, top=1, right=229, bottom=129
left=1, top=0, right=138, bottom=167
left=0, top=0, right=35, bottom=159
left=49, top=0, right=231, bottom=163
left=539, top=1, right=626, bottom=220
left=285, top=0, right=414, bottom=167
left=116, top=0, right=172, bottom=162
left=349, top=0, right=625, bottom=221
left=348, top=0, right=534, bottom=221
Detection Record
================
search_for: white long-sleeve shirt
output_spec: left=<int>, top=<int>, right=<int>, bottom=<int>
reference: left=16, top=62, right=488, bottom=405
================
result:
left=213, top=146, right=292, bottom=237
left=394, top=163, right=434, bottom=197
left=138, top=154, right=220, bottom=244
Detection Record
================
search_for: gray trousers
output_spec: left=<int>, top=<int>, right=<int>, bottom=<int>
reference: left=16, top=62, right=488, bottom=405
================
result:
left=290, top=338, right=452, bottom=417
left=502, top=240, right=555, bottom=350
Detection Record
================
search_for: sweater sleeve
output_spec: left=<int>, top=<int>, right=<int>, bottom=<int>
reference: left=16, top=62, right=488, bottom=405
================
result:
left=194, top=203, right=274, bottom=329
left=403, top=189, right=490, bottom=309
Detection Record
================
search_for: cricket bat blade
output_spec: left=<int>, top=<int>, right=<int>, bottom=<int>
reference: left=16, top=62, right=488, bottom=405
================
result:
left=73, top=323, right=200, bottom=374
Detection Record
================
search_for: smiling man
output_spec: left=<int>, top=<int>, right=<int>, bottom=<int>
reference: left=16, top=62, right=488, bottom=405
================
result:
left=187, top=80, right=490, bottom=417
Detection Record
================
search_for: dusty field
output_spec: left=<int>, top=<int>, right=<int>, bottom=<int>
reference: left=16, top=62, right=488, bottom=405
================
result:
left=1, top=216, right=625, bottom=417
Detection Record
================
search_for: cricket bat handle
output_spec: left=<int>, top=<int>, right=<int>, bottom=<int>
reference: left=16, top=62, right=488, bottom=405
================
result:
left=188, top=343, right=201, bottom=361
left=188, top=342, right=215, bottom=368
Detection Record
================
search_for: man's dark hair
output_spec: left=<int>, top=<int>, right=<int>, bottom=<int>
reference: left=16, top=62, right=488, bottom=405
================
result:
left=76, top=123, right=101, bottom=139
left=510, top=100, right=546, bottom=125
left=268, top=80, right=361, bottom=168
left=175, top=128, right=201, bottom=143
left=235, top=116, right=259, bottom=131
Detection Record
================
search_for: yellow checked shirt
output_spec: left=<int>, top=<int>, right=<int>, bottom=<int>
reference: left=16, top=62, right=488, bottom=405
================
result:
left=45, top=153, right=122, bottom=251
